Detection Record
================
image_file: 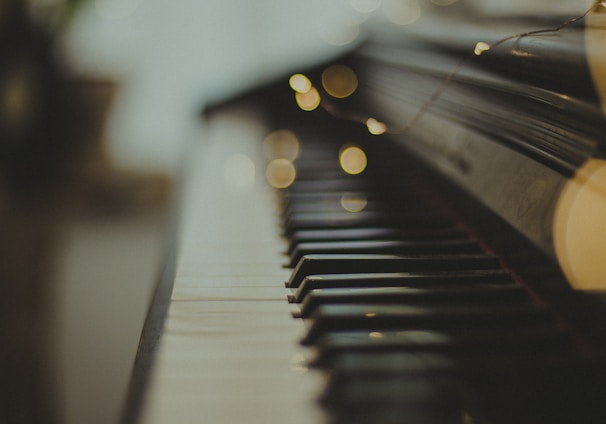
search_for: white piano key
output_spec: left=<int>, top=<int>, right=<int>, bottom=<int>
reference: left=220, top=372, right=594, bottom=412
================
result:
left=139, top=107, right=326, bottom=423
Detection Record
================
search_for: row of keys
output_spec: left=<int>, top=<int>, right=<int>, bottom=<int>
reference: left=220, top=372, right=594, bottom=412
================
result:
left=275, top=131, right=606, bottom=424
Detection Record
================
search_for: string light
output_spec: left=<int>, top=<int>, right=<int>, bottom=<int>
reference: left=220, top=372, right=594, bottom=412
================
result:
left=366, top=118, right=387, bottom=135
left=287, top=3, right=602, bottom=136
left=473, top=41, right=490, bottom=56
left=289, top=74, right=312, bottom=94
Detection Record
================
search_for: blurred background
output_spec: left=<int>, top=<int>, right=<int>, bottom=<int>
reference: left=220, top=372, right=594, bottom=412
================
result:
left=60, top=0, right=590, bottom=173
left=0, top=0, right=595, bottom=423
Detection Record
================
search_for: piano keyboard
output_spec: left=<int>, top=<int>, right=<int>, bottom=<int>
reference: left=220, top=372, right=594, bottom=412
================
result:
left=277, top=120, right=606, bottom=424
left=138, top=107, right=326, bottom=424
left=137, top=104, right=606, bottom=423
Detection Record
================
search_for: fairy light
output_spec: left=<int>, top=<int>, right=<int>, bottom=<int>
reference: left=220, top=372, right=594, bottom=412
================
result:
left=339, top=145, right=368, bottom=175
left=473, top=41, right=491, bottom=56
left=321, top=65, right=359, bottom=99
left=286, top=3, right=603, bottom=136
left=295, top=86, right=321, bottom=111
left=289, top=74, right=312, bottom=94
left=366, top=117, right=387, bottom=135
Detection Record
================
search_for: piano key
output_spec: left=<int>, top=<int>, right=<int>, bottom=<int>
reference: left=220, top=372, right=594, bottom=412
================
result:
left=294, top=285, right=530, bottom=318
left=279, top=191, right=378, bottom=208
left=282, top=199, right=386, bottom=216
left=301, top=303, right=554, bottom=345
left=286, top=254, right=504, bottom=288
left=287, top=238, right=484, bottom=267
left=139, top=111, right=327, bottom=424
left=327, top=404, right=465, bottom=424
left=289, top=269, right=514, bottom=305
left=285, top=178, right=371, bottom=194
left=311, top=327, right=575, bottom=367
left=323, top=351, right=602, bottom=424
left=320, top=373, right=460, bottom=410
left=287, top=226, right=468, bottom=253
left=283, top=210, right=402, bottom=235
left=329, top=351, right=454, bottom=376
left=289, top=169, right=351, bottom=182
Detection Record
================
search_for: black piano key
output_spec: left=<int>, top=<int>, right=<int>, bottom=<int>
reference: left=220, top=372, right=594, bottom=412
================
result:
left=301, top=303, right=554, bottom=345
left=294, top=285, right=529, bottom=318
left=284, top=210, right=398, bottom=235
left=287, top=238, right=483, bottom=267
left=283, top=210, right=443, bottom=236
left=319, top=353, right=467, bottom=422
left=290, top=169, right=349, bottom=182
left=290, top=269, right=513, bottom=305
left=286, top=178, right=370, bottom=194
left=286, top=254, right=504, bottom=288
left=330, top=351, right=454, bottom=376
left=311, top=327, right=575, bottom=367
left=280, top=191, right=377, bottom=208
left=327, top=405, right=467, bottom=424
left=283, top=199, right=386, bottom=216
left=321, top=373, right=461, bottom=411
left=323, top=351, right=604, bottom=424
left=287, top=226, right=467, bottom=253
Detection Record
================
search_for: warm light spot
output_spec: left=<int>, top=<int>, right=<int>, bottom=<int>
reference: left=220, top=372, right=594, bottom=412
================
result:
left=266, top=158, right=296, bottom=189
left=462, top=412, right=475, bottom=424
left=341, top=192, right=368, bottom=212
left=262, top=129, right=300, bottom=161
left=339, top=145, right=367, bottom=175
left=223, top=154, right=255, bottom=193
left=0, top=65, right=34, bottom=133
left=554, top=159, right=606, bottom=290
left=366, top=117, right=387, bottom=135
left=586, top=5, right=606, bottom=115
left=350, top=0, right=382, bottom=14
left=474, top=41, right=491, bottom=56
left=365, top=312, right=377, bottom=318
left=369, top=331, right=384, bottom=339
left=322, top=65, right=359, bottom=99
left=295, top=87, right=321, bottom=111
left=383, top=0, right=421, bottom=26
left=289, top=74, right=312, bottom=94
left=95, top=0, right=143, bottom=19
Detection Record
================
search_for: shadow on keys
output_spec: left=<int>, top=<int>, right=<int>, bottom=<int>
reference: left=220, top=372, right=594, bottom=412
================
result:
left=0, top=2, right=173, bottom=423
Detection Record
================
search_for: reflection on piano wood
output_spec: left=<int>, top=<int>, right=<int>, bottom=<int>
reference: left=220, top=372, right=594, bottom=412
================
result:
left=137, top=5, right=606, bottom=424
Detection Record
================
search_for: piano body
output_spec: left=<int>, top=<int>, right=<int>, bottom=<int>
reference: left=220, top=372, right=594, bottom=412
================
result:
left=3, top=1, right=606, bottom=423
left=134, top=3, right=606, bottom=423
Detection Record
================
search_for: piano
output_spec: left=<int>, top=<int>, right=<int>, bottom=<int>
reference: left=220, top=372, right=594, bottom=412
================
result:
left=3, top=1, right=606, bottom=423
left=127, top=3, right=606, bottom=424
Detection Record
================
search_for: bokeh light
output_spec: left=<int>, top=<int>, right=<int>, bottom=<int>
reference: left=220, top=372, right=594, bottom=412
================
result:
left=474, top=41, right=491, bottom=56
left=383, top=0, right=421, bottom=26
left=322, top=65, right=358, bottom=99
left=266, top=158, right=296, bottom=189
left=341, top=192, right=368, bottom=212
left=262, top=129, right=300, bottom=161
left=339, top=144, right=367, bottom=175
left=295, top=86, right=321, bottom=111
left=366, top=118, right=387, bottom=135
left=289, top=74, right=312, bottom=94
